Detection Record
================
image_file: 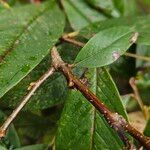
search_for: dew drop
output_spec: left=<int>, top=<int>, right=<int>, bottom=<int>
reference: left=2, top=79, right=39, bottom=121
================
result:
left=112, top=51, right=120, bottom=61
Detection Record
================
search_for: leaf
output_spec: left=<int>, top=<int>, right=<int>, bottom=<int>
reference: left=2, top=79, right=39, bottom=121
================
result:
left=75, top=26, right=135, bottom=68
left=62, top=0, right=106, bottom=30
left=55, top=68, right=128, bottom=149
left=86, top=0, right=120, bottom=17
left=0, top=110, right=21, bottom=149
left=113, top=0, right=138, bottom=16
left=1, top=42, right=81, bottom=111
left=14, top=144, right=47, bottom=150
left=14, top=110, right=59, bottom=143
left=0, top=1, right=65, bottom=98
left=79, top=16, right=150, bottom=45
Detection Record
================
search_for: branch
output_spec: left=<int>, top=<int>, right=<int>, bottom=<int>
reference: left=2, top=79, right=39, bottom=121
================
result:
left=51, top=47, right=150, bottom=149
left=61, top=35, right=150, bottom=62
left=0, top=67, right=55, bottom=138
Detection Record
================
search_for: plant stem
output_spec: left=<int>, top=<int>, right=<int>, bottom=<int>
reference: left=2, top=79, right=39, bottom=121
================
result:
left=51, top=47, right=150, bottom=149
left=129, top=77, right=148, bottom=120
left=61, top=35, right=150, bottom=62
left=125, top=52, right=150, bottom=62
left=0, top=67, right=55, bottom=138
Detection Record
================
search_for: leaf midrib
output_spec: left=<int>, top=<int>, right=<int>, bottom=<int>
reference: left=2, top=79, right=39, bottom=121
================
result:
left=76, top=29, right=132, bottom=66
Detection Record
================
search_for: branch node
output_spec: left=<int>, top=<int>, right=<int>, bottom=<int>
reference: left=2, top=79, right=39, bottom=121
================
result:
left=51, top=46, right=64, bottom=69
left=0, top=129, right=6, bottom=138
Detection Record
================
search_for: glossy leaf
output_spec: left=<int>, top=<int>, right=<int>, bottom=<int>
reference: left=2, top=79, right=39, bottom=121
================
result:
left=0, top=1, right=65, bottom=98
left=75, top=26, right=135, bottom=68
left=55, top=68, right=128, bottom=149
left=113, top=0, right=138, bottom=16
left=62, top=0, right=106, bottom=30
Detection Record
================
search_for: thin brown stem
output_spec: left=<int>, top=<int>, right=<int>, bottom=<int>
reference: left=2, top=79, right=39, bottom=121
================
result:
left=0, top=67, right=55, bottom=138
left=61, top=35, right=150, bottom=62
left=125, top=53, right=150, bottom=62
left=129, top=77, right=148, bottom=120
left=51, top=47, right=150, bottom=149
left=61, top=35, right=84, bottom=47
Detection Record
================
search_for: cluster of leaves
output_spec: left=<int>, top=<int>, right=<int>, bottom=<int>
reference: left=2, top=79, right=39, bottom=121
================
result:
left=0, top=0, right=150, bottom=149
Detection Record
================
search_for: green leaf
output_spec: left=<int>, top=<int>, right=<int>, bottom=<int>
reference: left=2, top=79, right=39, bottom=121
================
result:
left=14, top=144, right=47, bottom=150
left=0, top=110, right=21, bottom=149
left=79, top=16, right=150, bottom=46
left=62, top=0, right=106, bottom=30
left=1, top=42, right=81, bottom=111
left=113, top=0, right=138, bottom=16
left=55, top=68, right=128, bottom=149
left=0, top=1, right=65, bottom=98
left=13, top=110, right=60, bottom=143
left=75, top=26, right=135, bottom=68
left=86, top=0, right=120, bottom=17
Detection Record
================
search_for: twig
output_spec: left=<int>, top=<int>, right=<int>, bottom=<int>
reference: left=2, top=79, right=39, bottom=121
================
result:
left=125, top=53, right=150, bottom=62
left=61, top=35, right=150, bottom=62
left=0, top=67, right=55, bottom=138
left=61, top=35, right=84, bottom=47
left=129, top=77, right=149, bottom=120
left=51, top=47, right=150, bottom=149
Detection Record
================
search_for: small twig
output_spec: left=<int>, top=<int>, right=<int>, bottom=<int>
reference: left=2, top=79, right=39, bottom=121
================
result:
left=61, top=35, right=150, bottom=62
left=0, top=67, right=55, bottom=138
left=129, top=77, right=149, bottom=120
left=51, top=47, right=150, bottom=149
left=125, top=53, right=150, bottom=62
left=61, top=35, right=84, bottom=47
